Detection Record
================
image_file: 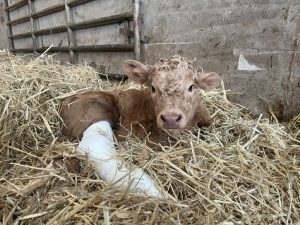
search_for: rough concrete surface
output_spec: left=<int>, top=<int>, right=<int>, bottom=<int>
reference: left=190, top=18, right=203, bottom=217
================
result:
left=0, top=1, right=9, bottom=49
left=140, top=0, right=300, bottom=120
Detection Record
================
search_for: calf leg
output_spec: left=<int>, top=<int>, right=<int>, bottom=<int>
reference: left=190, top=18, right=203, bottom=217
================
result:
left=59, top=91, right=119, bottom=140
left=77, top=121, right=165, bottom=198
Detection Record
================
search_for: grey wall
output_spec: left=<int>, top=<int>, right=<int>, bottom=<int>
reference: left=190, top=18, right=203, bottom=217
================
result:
left=0, top=1, right=9, bottom=49
left=1, top=0, right=300, bottom=120
left=140, top=0, right=300, bottom=120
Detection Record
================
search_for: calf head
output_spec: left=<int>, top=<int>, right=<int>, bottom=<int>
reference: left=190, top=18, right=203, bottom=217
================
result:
left=122, top=55, right=221, bottom=129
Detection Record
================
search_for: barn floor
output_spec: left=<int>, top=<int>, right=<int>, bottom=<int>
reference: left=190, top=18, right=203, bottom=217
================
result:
left=0, top=51, right=299, bottom=225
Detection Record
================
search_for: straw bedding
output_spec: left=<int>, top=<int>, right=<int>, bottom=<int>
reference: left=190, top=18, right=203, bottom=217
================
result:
left=0, top=50, right=299, bottom=225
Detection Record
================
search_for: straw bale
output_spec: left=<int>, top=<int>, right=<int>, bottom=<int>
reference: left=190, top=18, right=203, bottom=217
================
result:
left=0, top=50, right=299, bottom=225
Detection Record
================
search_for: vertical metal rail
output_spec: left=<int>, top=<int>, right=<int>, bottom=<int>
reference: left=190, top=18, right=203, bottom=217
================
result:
left=64, top=0, right=76, bottom=64
left=133, top=0, right=140, bottom=60
left=28, top=0, right=37, bottom=52
left=3, top=0, right=14, bottom=50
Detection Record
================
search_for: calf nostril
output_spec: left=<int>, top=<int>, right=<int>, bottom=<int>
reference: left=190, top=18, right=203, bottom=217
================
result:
left=160, top=114, right=166, bottom=122
left=176, top=114, right=182, bottom=122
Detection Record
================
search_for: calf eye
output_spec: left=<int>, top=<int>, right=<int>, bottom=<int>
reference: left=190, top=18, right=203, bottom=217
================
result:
left=151, top=85, right=156, bottom=93
left=188, top=85, right=194, bottom=92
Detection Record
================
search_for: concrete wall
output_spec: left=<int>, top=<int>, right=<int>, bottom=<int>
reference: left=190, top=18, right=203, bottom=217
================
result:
left=0, top=1, right=9, bottom=49
left=140, top=0, right=300, bottom=120
left=1, top=0, right=300, bottom=120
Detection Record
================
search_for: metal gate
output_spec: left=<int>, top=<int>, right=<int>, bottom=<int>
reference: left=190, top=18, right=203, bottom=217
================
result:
left=4, top=0, right=140, bottom=75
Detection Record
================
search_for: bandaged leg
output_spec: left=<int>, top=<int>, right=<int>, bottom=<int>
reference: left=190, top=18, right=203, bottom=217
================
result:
left=77, top=121, right=164, bottom=198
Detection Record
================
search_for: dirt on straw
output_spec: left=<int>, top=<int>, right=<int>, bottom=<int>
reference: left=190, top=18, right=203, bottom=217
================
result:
left=0, top=50, right=299, bottom=225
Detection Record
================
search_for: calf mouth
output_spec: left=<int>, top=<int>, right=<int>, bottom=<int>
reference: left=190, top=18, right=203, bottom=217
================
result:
left=162, top=124, right=181, bottom=129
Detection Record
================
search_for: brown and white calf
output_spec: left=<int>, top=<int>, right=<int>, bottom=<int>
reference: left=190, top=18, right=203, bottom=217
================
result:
left=60, top=55, right=221, bottom=143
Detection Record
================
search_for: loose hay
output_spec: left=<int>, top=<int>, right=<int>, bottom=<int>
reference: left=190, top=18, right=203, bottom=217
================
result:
left=0, top=50, right=299, bottom=225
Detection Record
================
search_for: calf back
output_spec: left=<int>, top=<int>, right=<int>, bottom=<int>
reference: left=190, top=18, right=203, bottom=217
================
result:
left=60, top=91, right=119, bottom=140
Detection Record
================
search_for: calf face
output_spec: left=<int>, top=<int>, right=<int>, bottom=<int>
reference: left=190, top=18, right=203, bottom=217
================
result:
left=122, top=55, right=221, bottom=129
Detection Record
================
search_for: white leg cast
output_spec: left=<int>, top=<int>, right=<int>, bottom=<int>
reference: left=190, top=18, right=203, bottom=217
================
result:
left=76, top=121, right=164, bottom=198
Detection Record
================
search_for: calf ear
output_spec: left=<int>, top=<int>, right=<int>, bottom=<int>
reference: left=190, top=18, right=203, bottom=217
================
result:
left=196, top=72, right=221, bottom=91
left=122, top=60, right=154, bottom=84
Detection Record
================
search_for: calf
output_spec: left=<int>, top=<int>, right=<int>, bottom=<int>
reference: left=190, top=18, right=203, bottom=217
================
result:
left=59, top=55, right=221, bottom=198
left=60, top=55, right=221, bottom=142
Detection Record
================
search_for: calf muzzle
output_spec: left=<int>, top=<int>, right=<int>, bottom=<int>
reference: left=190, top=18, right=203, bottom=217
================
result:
left=159, top=111, right=183, bottom=129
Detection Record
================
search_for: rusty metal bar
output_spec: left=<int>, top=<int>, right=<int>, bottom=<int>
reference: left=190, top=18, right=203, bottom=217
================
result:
left=71, top=44, right=134, bottom=52
left=11, top=46, right=69, bottom=53
left=34, top=26, right=68, bottom=35
left=9, top=32, right=31, bottom=39
left=3, top=0, right=14, bottom=50
left=67, top=0, right=95, bottom=7
left=10, top=26, right=68, bottom=39
left=133, top=0, right=140, bottom=60
left=7, top=15, right=30, bottom=26
left=11, top=44, right=134, bottom=53
left=70, top=12, right=133, bottom=30
left=28, top=0, right=37, bottom=52
left=5, top=0, right=27, bottom=11
left=32, top=3, right=65, bottom=19
left=64, top=0, right=76, bottom=64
